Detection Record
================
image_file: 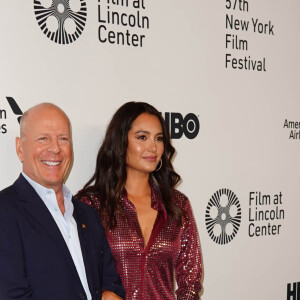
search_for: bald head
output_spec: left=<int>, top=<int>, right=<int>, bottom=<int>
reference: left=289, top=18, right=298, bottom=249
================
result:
left=20, top=103, right=71, bottom=139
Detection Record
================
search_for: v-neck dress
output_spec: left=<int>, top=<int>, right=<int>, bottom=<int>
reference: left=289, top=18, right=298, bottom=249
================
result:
left=78, top=185, right=202, bottom=300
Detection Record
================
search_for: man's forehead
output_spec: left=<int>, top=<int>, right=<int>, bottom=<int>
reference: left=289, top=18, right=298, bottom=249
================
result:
left=22, top=111, right=70, bottom=138
left=20, top=103, right=71, bottom=137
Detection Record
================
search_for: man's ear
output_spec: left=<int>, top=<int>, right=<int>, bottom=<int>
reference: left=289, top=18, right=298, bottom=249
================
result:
left=16, top=137, right=24, bottom=162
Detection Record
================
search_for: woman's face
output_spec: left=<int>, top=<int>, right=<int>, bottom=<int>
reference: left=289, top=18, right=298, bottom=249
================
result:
left=126, top=113, right=164, bottom=176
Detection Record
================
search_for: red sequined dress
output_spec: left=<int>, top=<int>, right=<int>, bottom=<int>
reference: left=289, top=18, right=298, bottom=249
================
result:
left=78, top=185, right=202, bottom=300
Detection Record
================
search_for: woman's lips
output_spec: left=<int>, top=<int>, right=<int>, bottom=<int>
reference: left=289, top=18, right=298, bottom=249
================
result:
left=143, top=156, right=157, bottom=162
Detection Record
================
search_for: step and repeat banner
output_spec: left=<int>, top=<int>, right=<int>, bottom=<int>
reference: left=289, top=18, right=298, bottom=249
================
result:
left=1, top=1, right=300, bottom=299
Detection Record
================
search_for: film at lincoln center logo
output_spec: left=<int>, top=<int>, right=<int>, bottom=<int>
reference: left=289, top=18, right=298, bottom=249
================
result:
left=205, top=189, right=241, bottom=245
left=34, top=0, right=87, bottom=44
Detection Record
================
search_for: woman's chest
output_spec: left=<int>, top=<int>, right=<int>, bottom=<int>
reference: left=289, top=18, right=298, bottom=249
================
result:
left=106, top=217, right=183, bottom=261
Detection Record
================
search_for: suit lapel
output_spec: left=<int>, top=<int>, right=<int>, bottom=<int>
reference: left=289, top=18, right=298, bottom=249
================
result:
left=73, top=199, right=94, bottom=293
left=13, top=175, right=80, bottom=278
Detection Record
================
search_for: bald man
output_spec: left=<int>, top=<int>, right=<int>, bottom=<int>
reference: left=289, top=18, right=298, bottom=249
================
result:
left=0, top=103, right=125, bottom=300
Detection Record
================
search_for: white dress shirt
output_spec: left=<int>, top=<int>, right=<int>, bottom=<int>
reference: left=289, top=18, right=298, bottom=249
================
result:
left=22, top=172, right=92, bottom=300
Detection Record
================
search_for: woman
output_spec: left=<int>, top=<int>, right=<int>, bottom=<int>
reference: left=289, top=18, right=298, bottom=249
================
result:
left=77, top=102, right=202, bottom=300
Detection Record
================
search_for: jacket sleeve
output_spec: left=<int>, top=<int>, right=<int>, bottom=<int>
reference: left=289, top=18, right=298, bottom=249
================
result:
left=78, top=191, right=125, bottom=298
left=97, top=214, right=126, bottom=299
left=175, top=198, right=202, bottom=300
left=0, top=199, right=35, bottom=299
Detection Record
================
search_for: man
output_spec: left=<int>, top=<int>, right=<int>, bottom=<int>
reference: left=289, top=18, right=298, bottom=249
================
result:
left=0, top=103, right=125, bottom=300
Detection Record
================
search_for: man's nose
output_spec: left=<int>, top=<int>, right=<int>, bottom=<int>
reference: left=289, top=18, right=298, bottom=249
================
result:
left=47, top=138, right=60, bottom=153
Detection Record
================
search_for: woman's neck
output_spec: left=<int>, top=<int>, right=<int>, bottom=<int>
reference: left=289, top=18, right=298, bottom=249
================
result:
left=125, top=171, right=150, bottom=197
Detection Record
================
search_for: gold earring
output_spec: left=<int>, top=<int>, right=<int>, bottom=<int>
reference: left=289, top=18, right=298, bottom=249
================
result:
left=155, top=159, right=162, bottom=171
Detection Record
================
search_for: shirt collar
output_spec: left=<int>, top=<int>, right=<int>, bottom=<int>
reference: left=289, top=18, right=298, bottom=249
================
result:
left=22, top=172, right=72, bottom=199
left=21, top=172, right=73, bottom=217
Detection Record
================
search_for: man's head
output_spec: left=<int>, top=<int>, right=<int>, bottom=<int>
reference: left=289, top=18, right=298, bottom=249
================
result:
left=16, top=103, right=72, bottom=192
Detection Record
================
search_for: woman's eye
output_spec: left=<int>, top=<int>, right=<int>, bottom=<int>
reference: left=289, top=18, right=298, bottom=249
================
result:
left=156, top=136, right=164, bottom=141
left=138, top=135, right=146, bottom=140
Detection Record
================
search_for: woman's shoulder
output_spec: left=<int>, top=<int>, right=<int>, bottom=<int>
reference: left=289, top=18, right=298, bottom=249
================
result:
left=171, top=189, right=191, bottom=209
left=75, top=187, right=102, bottom=208
left=171, top=189, right=197, bottom=224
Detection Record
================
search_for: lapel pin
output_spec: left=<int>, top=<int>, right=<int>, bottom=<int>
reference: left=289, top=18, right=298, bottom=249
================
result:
left=81, top=223, right=86, bottom=229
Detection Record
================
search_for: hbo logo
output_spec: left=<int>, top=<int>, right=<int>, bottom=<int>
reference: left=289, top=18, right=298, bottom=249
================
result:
left=163, top=112, right=200, bottom=139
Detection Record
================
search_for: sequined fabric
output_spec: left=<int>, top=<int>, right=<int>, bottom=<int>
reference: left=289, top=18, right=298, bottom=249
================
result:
left=78, top=186, right=202, bottom=300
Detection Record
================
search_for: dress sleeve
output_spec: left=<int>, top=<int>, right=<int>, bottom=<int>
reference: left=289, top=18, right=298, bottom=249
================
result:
left=175, top=197, right=202, bottom=300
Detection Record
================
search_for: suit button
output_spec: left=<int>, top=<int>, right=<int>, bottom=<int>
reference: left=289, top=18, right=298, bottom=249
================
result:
left=79, top=293, right=85, bottom=299
left=95, top=290, right=100, bottom=294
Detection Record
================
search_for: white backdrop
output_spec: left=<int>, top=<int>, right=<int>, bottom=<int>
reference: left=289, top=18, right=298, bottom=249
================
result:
left=1, top=1, right=300, bottom=299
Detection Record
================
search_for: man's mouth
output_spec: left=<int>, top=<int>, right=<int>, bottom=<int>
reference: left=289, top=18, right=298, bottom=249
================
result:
left=42, top=161, right=61, bottom=166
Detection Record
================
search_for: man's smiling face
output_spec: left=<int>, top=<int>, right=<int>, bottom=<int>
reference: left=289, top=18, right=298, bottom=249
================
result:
left=16, top=104, right=72, bottom=192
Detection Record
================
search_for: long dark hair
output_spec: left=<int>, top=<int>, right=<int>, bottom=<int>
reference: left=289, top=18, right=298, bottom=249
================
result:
left=79, top=101, right=182, bottom=230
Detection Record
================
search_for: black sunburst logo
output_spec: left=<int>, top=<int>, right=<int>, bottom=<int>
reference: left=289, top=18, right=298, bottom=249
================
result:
left=34, top=0, right=87, bottom=44
left=205, top=188, right=241, bottom=245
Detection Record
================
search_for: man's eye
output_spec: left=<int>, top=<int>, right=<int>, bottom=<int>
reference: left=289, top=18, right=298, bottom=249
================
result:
left=38, top=137, right=47, bottom=141
left=59, top=137, right=69, bottom=142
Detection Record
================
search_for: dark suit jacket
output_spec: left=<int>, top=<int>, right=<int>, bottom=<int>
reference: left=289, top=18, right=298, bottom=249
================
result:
left=0, top=174, right=125, bottom=300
